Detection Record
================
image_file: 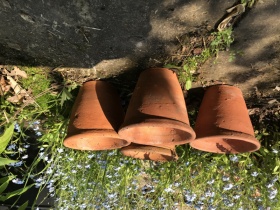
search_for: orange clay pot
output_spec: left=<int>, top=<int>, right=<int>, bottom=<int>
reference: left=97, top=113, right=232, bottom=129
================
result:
left=118, top=68, right=195, bottom=146
left=120, top=143, right=178, bottom=162
left=63, top=81, right=129, bottom=150
left=190, top=85, right=261, bottom=154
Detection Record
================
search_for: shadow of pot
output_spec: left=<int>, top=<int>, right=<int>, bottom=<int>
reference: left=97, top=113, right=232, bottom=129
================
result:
left=190, top=85, right=261, bottom=154
left=64, top=81, right=129, bottom=150
left=118, top=68, right=195, bottom=146
left=120, top=143, right=178, bottom=162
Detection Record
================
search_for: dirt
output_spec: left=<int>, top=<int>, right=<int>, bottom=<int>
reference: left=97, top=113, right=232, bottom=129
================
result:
left=196, top=0, right=280, bottom=104
left=0, top=0, right=279, bottom=109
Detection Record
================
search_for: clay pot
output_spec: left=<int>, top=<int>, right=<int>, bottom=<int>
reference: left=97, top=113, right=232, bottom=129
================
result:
left=63, top=81, right=129, bottom=150
left=120, top=143, right=178, bottom=162
left=190, top=85, right=261, bottom=154
left=118, top=68, right=196, bottom=146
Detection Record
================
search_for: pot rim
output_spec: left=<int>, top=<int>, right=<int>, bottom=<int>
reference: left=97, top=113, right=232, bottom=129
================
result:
left=190, top=134, right=260, bottom=154
left=119, top=119, right=196, bottom=146
left=120, top=144, right=178, bottom=162
left=64, top=130, right=130, bottom=151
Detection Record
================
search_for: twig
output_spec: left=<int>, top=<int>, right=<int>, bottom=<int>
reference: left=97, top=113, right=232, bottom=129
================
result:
left=82, top=26, right=101, bottom=31
left=3, top=111, right=9, bottom=124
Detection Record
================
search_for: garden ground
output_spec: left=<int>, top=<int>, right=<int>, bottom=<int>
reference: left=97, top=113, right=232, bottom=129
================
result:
left=0, top=0, right=280, bottom=209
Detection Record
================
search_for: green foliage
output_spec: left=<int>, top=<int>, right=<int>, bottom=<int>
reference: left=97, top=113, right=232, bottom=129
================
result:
left=58, top=81, right=77, bottom=107
left=241, top=0, right=255, bottom=8
left=0, top=184, right=35, bottom=201
left=0, top=157, right=17, bottom=166
left=18, top=201, right=29, bottom=210
left=0, top=123, right=14, bottom=154
left=20, top=67, right=56, bottom=111
left=165, top=28, right=234, bottom=90
left=0, top=176, right=13, bottom=194
left=210, top=27, right=234, bottom=55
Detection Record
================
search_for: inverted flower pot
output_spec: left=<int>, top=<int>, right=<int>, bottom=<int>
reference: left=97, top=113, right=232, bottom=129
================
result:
left=64, top=81, right=129, bottom=150
left=120, top=143, right=178, bottom=162
left=190, top=85, right=261, bottom=154
left=118, top=68, right=195, bottom=146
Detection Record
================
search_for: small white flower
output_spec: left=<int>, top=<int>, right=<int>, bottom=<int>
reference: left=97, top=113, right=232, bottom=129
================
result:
left=12, top=161, right=23, bottom=167
left=174, top=182, right=180, bottom=187
left=57, top=148, right=64, bottom=153
left=33, top=120, right=40, bottom=125
left=49, top=187, right=55, bottom=193
left=12, top=178, right=24, bottom=185
left=223, top=183, right=233, bottom=191
left=23, top=144, right=30, bottom=148
left=46, top=168, right=53, bottom=174
left=185, top=193, right=196, bottom=202
left=222, top=176, right=230, bottom=181
left=36, top=131, right=42, bottom=136
left=80, top=204, right=87, bottom=209
left=87, top=154, right=95, bottom=159
left=266, top=183, right=274, bottom=188
left=272, top=149, right=278, bottom=154
left=233, top=194, right=241, bottom=199
left=71, top=170, right=77, bottom=173
left=108, top=193, right=117, bottom=199
left=164, top=187, right=174, bottom=193
left=230, top=155, right=239, bottom=162
left=7, top=144, right=17, bottom=151
left=247, top=163, right=253, bottom=168
left=268, top=188, right=278, bottom=200
left=21, top=154, right=28, bottom=159
left=36, top=177, right=44, bottom=183
left=251, top=171, right=258, bottom=177
left=35, top=182, right=43, bottom=188
left=272, top=176, right=278, bottom=183
left=205, top=190, right=215, bottom=197
left=207, top=179, right=215, bottom=185
left=18, top=148, right=25, bottom=153
left=14, top=123, right=21, bottom=132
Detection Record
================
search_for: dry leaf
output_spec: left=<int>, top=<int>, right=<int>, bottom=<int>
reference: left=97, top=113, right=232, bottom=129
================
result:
left=1, top=68, right=9, bottom=75
left=7, top=76, right=26, bottom=95
left=217, top=4, right=246, bottom=31
left=0, top=75, right=11, bottom=95
left=274, top=86, right=280, bottom=91
left=268, top=99, right=278, bottom=104
left=9, top=66, right=28, bottom=78
left=7, top=95, right=23, bottom=103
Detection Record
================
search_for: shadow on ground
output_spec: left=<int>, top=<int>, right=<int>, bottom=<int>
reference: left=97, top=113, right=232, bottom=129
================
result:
left=197, top=0, right=280, bottom=101
left=0, top=0, right=233, bottom=75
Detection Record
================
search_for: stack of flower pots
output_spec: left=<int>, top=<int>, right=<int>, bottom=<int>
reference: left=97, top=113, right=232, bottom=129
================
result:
left=63, top=68, right=260, bottom=162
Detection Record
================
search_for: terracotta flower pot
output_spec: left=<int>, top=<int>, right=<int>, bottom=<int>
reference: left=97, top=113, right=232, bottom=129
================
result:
left=63, top=81, right=129, bottom=150
left=118, top=68, right=196, bottom=146
left=120, top=143, right=178, bottom=162
left=190, top=85, right=261, bottom=154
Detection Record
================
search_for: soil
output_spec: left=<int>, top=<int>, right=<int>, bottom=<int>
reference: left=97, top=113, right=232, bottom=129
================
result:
left=0, top=0, right=279, bottom=112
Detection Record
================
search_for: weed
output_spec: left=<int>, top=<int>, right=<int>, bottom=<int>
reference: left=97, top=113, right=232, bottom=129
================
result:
left=165, top=27, right=234, bottom=90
